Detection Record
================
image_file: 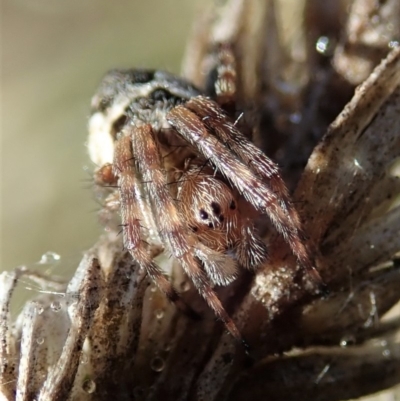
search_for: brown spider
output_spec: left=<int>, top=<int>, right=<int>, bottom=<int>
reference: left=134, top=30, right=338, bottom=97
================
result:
left=88, top=45, right=325, bottom=345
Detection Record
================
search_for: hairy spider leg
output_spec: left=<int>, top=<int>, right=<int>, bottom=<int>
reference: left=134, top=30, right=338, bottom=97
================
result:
left=186, top=97, right=285, bottom=195
left=127, top=123, right=245, bottom=343
left=113, top=135, right=196, bottom=318
left=213, top=42, right=237, bottom=106
left=207, top=42, right=324, bottom=289
left=167, top=105, right=326, bottom=291
left=186, top=97, right=325, bottom=284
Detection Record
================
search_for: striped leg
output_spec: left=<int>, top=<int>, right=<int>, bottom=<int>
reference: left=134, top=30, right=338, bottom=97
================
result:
left=113, top=135, right=194, bottom=316
left=167, top=102, right=326, bottom=292
left=129, top=124, right=245, bottom=344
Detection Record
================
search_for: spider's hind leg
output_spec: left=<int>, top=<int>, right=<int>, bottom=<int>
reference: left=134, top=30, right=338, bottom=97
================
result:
left=207, top=42, right=238, bottom=108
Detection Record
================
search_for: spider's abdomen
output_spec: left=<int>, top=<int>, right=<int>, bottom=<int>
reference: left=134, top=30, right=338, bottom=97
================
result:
left=88, top=69, right=201, bottom=167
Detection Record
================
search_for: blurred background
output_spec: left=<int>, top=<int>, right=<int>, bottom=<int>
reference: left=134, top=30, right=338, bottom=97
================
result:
left=2, top=0, right=206, bottom=274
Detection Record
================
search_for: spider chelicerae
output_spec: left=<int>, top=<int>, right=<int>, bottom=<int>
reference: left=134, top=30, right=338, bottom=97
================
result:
left=88, top=44, right=325, bottom=346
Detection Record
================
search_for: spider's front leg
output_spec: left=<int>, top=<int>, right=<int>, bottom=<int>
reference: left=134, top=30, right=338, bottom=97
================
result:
left=112, top=134, right=195, bottom=317
left=167, top=98, right=326, bottom=293
left=167, top=101, right=323, bottom=290
left=199, top=43, right=325, bottom=291
left=114, top=123, right=246, bottom=345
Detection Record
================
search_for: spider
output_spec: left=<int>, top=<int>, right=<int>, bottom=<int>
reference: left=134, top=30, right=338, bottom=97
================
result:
left=88, top=44, right=325, bottom=346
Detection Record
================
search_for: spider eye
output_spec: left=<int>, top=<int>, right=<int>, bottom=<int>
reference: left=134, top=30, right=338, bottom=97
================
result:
left=229, top=200, right=236, bottom=210
left=199, top=209, right=209, bottom=220
left=208, top=222, right=214, bottom=228
left=210, top=201, right=221, bottom=216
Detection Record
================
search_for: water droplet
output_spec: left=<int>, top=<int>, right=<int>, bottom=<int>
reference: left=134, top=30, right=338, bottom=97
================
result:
left=82, top=379, right=96, bottom=393
left=340, top=335, right=356, bottom=347
left=150, top=356, right=165, bottom=372
left=50, top=301, right=62, bottom=312
left=36, top=337, right=44, bottom=345
left=389, top=40, right=399, bottom=49
left=316, top=36, right=331, bottom=55
left=155, top=309, right=164, bottom=320
left=39, top=251, right=61, bottom=264
left=382, top=349, right=391, bottom=358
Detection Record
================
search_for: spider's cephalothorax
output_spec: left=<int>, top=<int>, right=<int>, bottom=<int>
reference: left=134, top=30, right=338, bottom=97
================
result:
left=89, top=49, right=324, bottom=345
